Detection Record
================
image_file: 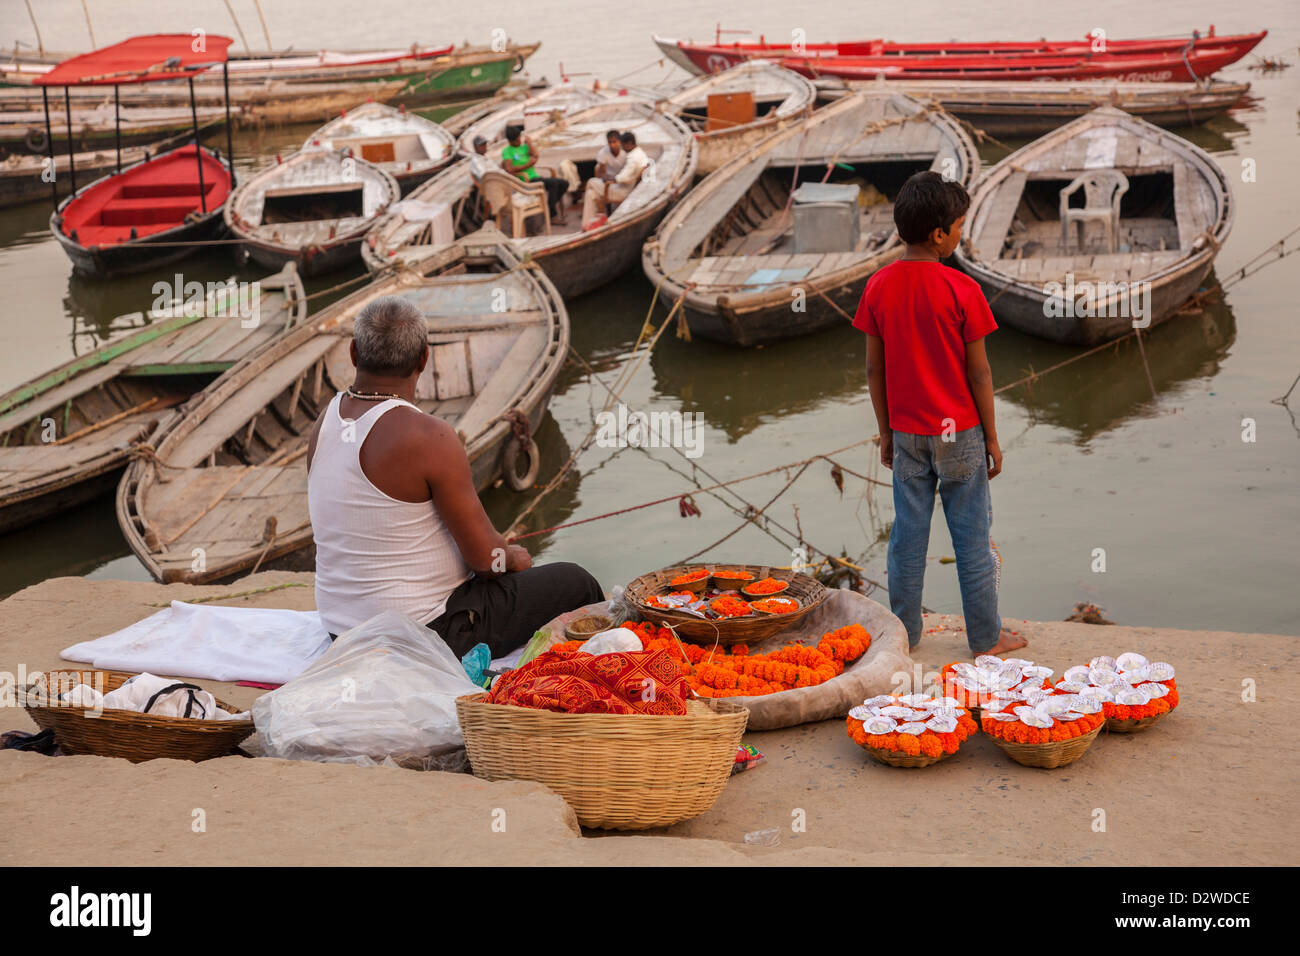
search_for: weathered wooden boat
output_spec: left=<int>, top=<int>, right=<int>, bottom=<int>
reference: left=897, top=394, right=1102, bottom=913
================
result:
left=5, top=41, right=540, bottom=107
left=817, top=77, right=1251, bottom=138
left=952, top=106, right=1233, bottom=345
left=225, top=147, right=400, bottom=276
left=451, top=82, right=609, bottom=152
left=0, top=265, right=305, bottom=535
left=1, top=79, right=407, bottom=127
left=655, top=28, right=1266, bottom=79
left=51, top=143, right=232, bottom=278
left=1, top=135, right=189, bottom=208
left=117, top=232, right=569, bottom=584
left=304, top=102, right=456, bottom=194
left=656, top=61, right=815, bottom=175
left=0, top=105, right=230, bottom=155
left=642, top=91, right=978, bottom=346
left=366, top=99, right=697, bottom=298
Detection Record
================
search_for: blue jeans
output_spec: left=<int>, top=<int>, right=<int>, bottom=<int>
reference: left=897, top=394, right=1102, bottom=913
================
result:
left=887, top=425, right=1001, bottom=654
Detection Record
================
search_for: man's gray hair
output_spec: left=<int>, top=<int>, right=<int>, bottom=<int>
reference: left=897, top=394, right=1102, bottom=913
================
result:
left=353, top=295, right=427, bottom=375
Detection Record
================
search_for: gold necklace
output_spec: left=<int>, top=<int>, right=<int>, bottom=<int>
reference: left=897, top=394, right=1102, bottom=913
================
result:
left=345, top=386, right=404, bottom=402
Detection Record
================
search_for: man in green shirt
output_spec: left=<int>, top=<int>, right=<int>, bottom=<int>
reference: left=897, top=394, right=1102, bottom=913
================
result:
left=502, top=124, right=569, bottom=226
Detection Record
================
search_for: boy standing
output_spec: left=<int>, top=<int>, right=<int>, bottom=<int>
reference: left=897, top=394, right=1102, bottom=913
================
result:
left=854, top=171, right=1025, bottom=657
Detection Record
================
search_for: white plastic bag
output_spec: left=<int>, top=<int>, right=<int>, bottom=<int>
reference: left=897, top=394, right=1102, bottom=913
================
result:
left=252, top=611, right=480, bottom=770
left=580, top=627, right=642, bottom=655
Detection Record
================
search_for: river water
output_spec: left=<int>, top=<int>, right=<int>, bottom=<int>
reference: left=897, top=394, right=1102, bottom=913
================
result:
left=1, top=1, right=1297, bottom=635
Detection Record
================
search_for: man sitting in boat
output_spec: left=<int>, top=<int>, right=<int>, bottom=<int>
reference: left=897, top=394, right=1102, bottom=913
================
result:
left=467, top=135, right=498, bottom=181
left=582, top=131, right=651, bottom=229
left=594, top=129, right=626, bottom=181
left=306, top=296, right=603, bottom=654
left=502, top=124, right=570, bottom=226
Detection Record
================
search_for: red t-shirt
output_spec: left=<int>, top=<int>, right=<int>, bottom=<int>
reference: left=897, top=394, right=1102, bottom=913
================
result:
left=853, top=260, right=997, bottom=436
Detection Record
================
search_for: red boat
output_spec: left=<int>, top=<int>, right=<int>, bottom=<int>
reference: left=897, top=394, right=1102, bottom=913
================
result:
left=36, top=34, right=238, bottom=278
left=779, top=46, right=1252, bottom=83
left=654, top=27, right=1266, bottom=81
left=53, top=144, right=232, bottom=278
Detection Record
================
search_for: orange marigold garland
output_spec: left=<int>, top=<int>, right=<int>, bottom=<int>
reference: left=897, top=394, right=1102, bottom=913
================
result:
left=743, top=577, right=789, bottom=596
left=572, top=620, right=870, bottom=698
left=1055, top=653, right=1179, bottom=721
left=669, top=569, right=709, bottom=586
left=709, top=595, right=753, bottom=618
left=846, top=693, right=979, bottom=759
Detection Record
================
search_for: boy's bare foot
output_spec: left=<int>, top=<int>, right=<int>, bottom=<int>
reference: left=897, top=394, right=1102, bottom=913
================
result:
left=975, top=628, right=1028, bottom=658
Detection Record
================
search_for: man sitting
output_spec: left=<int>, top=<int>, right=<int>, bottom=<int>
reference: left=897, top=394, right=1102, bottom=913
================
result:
left=594, top=129, right=626, bottom=181
left=582, top=130, right=651, bottom=229
left=467, top=134, right=497, bottom=181
left=501, top=123, right=570, bottom=226
left=306, top=296, right=603, bottom=656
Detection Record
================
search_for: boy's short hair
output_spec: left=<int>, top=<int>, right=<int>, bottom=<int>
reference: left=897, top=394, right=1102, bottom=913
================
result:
left=619, top=131, right=637, bottom=148
left=606, top=129, right=622, bottom=142
left=504, top=123, right=523, bottom=143
left=893, top=171, right=971, bottom=244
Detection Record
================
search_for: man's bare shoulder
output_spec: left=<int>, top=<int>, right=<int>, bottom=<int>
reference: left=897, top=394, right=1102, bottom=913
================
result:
left=383, top=405, right=461, bottom=447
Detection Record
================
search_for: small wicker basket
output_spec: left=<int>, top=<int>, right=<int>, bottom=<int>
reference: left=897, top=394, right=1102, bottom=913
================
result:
left=1106, top=712, right=1170, bottom=733
left=863, top=747, right=954, bottom=769
left=626, top=563, right=827, bottom=646
left=988, top=724, right=1102, bottom=768
left=456, top=693, right=748, bottom=830
left=19, top=669, right=253, bottom=763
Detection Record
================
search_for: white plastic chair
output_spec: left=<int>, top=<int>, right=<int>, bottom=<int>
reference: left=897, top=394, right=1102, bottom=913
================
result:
left=1059, top=169, right=1129, bottom=253
left=478, top=169, right=549, bottom=238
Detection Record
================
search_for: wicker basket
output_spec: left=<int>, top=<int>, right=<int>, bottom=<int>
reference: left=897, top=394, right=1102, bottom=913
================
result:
left=1107, top=712, right=1170, bottom=733
left=626, top=563, right=827, bottom=646
left=19, top=669, right=253, bottom=763
left=988, top=724, right=1102, bottom=768
left=863, top=747, right=954, bottom=768
left=456, top=693, right=749, bottom=830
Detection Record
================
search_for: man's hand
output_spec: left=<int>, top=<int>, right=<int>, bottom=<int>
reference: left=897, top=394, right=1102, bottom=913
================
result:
left=505, top=544, right=532, bottom=572
left=986, top=436, right=1002, bottom=480
left=880, top=431, right=894, bottom=470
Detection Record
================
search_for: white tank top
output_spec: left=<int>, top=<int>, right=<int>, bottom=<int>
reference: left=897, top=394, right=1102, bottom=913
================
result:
left=308, top=393, right=471, bottom=636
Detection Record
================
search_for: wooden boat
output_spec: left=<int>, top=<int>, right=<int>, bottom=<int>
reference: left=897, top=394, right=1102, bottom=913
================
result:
left=451, top=82, right=609, bottom=152
left=0, top=132, right=193, bottom=208
left=0, top=105, right=230, bottom=155
left=642, top=91, right=978, bottom=346
left=0, top=265, right=305, bottom=535
left=303, top=102, right=456, bottom=194
left=225, top=147, right=400, bottom=276
left=366, top=99, right=697, bottom=298
left=656, top=61, right=815, bottom=175
left=952, top=107, right=1233, bottom=345
left=116, top=232, right=569, bottom=584
left=51, top=143, right=232, bottom=279
left=816, top=77, right=1252, bottom=138
left=776, top=47, right=1252, bottom=83
left=654, top=28, right=1266, bottom=78
left=1, top=79, right=407, bottom=127
left=5, top=42, right=541, bottom=107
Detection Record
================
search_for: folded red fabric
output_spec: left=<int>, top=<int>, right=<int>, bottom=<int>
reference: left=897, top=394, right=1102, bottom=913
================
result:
left=487, top=648, right=688, bottom=715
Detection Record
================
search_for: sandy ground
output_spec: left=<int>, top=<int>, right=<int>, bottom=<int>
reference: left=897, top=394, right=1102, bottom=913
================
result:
left=1, top=572, right=1296, bottom=866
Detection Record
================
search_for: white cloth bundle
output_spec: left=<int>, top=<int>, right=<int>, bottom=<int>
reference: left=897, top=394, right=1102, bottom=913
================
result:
left=72, top=672, right=249, bottom=721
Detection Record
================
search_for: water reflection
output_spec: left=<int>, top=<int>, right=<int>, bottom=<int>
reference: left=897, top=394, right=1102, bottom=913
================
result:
left=990, top=284, right=1236, bottom=441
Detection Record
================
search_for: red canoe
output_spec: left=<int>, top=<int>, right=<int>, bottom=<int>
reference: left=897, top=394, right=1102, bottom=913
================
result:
left=778, top=46, right=1253, bottom=83
left=655, top=28, right=1267, bottom=81
left=52, top=143, right=232, bottom=279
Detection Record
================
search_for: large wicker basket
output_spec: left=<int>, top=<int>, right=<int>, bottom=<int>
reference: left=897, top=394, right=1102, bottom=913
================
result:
left=19, top=669, right=253, bottom=763
left=456, top=693, right=749, bottom=830
left=988, top=724, right=1102, bottom=769
left=625, top=563, right=827, bottom=646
